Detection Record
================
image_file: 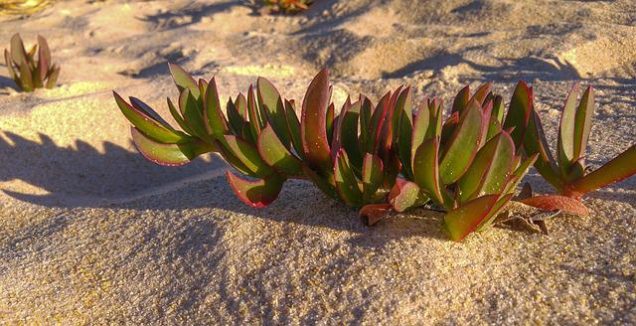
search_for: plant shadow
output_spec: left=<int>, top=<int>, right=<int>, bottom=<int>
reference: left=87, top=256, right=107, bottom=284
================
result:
left=0, top=130, right=447, bottom=241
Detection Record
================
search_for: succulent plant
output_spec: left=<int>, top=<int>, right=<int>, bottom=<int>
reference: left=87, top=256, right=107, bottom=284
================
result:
left=114, top=65, right=398, bottom=209
left=4, top=33, right=60, bottom=92
left=361, top=83, right=538, bottom=241
left=261, top=0, right=313, bottom=14
left=502, top=82, right=636, bottom=213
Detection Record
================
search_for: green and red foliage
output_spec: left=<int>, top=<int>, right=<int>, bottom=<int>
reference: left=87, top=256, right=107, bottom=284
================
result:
left=4, top=33, right=60, bottom=92
left=502, top=82, right=635, bottom=215
left=115, top=65, right=635, bottom=241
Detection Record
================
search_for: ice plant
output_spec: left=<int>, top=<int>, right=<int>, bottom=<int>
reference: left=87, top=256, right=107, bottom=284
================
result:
left=362, top=83, right=537, bottom=241
left=262, top=0, right=313, bottom=14
left=502, top=82, right=636, bottom=213
left=4, top=33, right=60, bottom=92
left=114, top=65, right=398, bottom=209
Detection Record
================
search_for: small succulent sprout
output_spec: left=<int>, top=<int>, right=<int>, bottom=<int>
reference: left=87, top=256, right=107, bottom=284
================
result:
left=4, top=33, right=60, bottom=92
left=504, top=82, right=636, bottom=211
left=261, top=0, right=313, bottom=14
left=364, top=83, right=537, bottom=241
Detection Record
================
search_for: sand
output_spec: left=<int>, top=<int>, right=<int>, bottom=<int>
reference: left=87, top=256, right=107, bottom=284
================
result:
left=0, top=0, right=634, bottom=324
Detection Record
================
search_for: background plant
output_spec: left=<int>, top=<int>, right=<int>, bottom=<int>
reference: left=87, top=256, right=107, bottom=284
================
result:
left=4, top=33, right=60, bottom=92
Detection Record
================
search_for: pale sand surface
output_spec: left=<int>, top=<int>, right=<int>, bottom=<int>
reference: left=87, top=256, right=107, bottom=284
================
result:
left=0, top=0, right=635, bottom=324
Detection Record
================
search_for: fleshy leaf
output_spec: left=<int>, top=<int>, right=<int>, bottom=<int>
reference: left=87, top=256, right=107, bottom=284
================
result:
left=302, top=165, right=338, bottom=199
left=222, top=135, right=274, bottom=178
left=204, top=77, right=229, bottom=140
left=284, top=99, right=303, bottom=158
left=412, top=137, right=444, bottom=205
left=519, top=195, right=589, bottom=217
left=131, top=127, right=211, bottom=166
left=502, top=81, right=533, bottom=149
left=557, top=83, right=580, bottom=173
left=226, top=172, right=284, bottom=208
left=334, top=150, right=363, bottom=207
left=572, top=86, right=594, bottom=164
left=44, top=65, right=60, bottom=89
left=257, top=123, right=302, bottom=175
left=444, top=194, right=499, bottom=241
left=37, top=35, right=51, bottom=81
left=114, top=92, right=184, bottom=144
left=439, top=100, right=483, bottom=184
left=361, top=153, right=383, bottom=202
left=359, top=203, right=393, bottom=226
left=257, top=77, right=289, bottom=146
left=340, top=101, right=362, bottom=169
left=457, top=132, right=514, bottom=202
left=179, top=89, right=209, bottom=141
left=301, top=69, right=332, bottom=171
left=525, top=110, right=563, bottom=190
left=388, top=178, right=424, bottom=212
left=10, top=34, right=27, bottom=66
left=168, top=63, right=200, bottom=98
left=567, top=145, right=636, bottom=198
left=410, top=104, right=430, bottom=167
left=451, top=85, right=470, bottom=114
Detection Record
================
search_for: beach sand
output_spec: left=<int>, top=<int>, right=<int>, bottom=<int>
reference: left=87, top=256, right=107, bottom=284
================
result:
left=0, top=0, right=634, bottom=323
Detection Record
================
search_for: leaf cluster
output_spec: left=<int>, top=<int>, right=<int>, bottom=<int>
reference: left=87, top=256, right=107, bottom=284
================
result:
left=114, top=65, right=636, bottom=241
left=4, top=33, right=60, bottom=92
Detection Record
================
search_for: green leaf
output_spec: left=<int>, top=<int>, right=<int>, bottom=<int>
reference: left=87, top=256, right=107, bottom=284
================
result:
left=340, top=101, right=362, bottom=170
left=18, top=60, right=33, bottom=92
left=226, top=97, right=245, bottom=135
left=4, top=49, right=17, bottom=82
left=457, top=132, right=514, bottom=203
left=204, top=77, right=229, bottom=140
left=44, top=64, right=60, bottom=89
left=226, top=172, right=284, bottom=208
left=358, top=96, right=372, bottom=149
left=389, top=178, right=425, bottom=212
left=474, top=193, right=514, bottom=232
left=502, top=81, right=533, bottom=149
left=114, top=92, right=185, bottom=143
left=366, top=92, right=391, bottom=154
left=131, top=127, right=211, bottom=166
left=524, top=110, right=563, bottom=191
left=444, top=195, right=499, bottom=241
left=572, top=86, right=594, bottom=164
left=167, top=97, right=194, bottom=135
left=451, top=85, right=470, bottom=114
left=10, top=34, right=27, bottom=66
left=37, top=35, right=51, bottom=81
left=301, top=69, right=332, bottom=171
left=257, top=77, right=290, bottom=146
left=257, top=123, right=302, bottom=175
left=362, top=153, right=383, bottom=202
left=222, top=135, right=274, bottom=178
left=179, top=89, right=210, bottom=141
left=284, top=99, right=303, bottom=159
left=326, top=102, right=335, bottom=146
left=502, top=153, right=538, bottom=195
left=557, top=83, right=580, bottom=174
left=470, top=82, right=492, bottom=106
left=395, top=90, right=414, bottom=176
left=567, top=145, right=636, bottom=197
left=334, top=150, right=363, bottom=207
left=412, top=137, right=444, bottom=205
left=410, top=102, right=430, bottom=169
left=439, top=100, right=483, bottom=184
left=247, top=85, right=264, bottom=138
left=303, top=165, right=338, bottom=199
left=168, top=63, right=199, bottom=98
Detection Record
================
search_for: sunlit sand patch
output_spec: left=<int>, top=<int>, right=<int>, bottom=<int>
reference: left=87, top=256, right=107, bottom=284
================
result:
left=38, top=81, right=114, bottom=99
left=559, top=36, right=636, bottom=78
left=0, top=97, right=132, bottom=152
left=223, top=64, right=296, bottom=78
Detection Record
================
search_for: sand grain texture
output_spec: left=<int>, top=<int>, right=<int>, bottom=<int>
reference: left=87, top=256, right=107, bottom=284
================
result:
left=0, top=0, right=635, bottom=324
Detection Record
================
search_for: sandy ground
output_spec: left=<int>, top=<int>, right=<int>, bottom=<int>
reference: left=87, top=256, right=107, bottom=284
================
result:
left=0, top=0, right=634, bottom=324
